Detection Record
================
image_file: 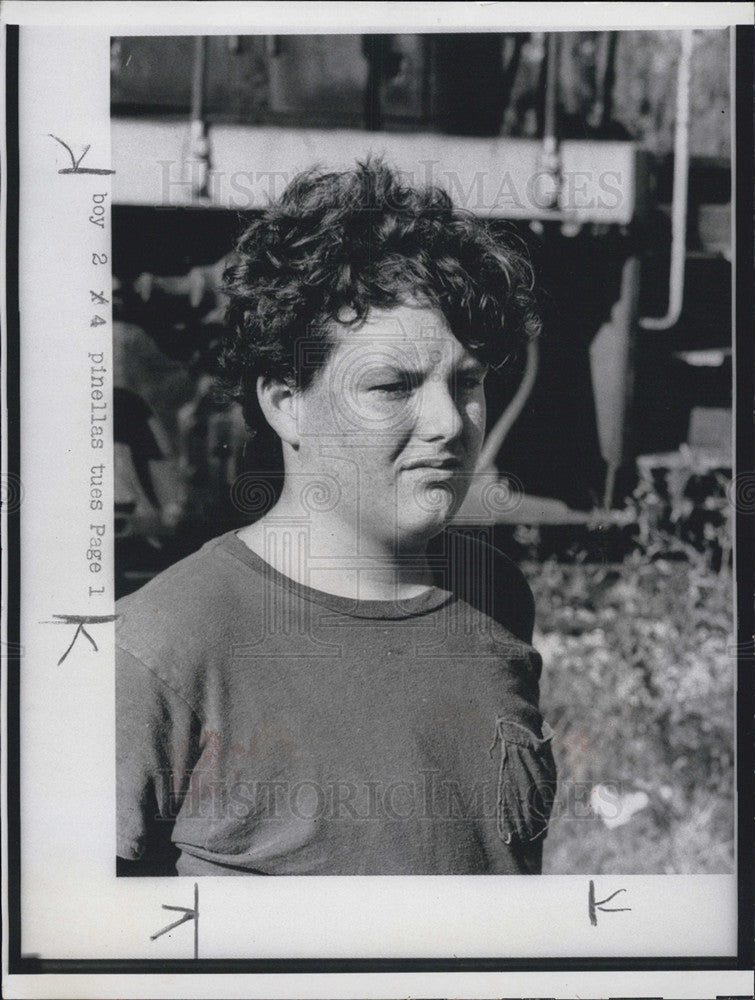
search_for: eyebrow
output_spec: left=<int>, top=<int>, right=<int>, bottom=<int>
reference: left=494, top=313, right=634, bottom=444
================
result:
left=362, top=358, right=488, bottom=379
left=458, top=358, right=489, bottom=373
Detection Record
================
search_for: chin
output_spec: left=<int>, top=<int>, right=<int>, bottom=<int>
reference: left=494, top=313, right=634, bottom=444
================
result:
left=392, top=477, right=470, bottom=547
left=396, top=507, right=457, bottom=549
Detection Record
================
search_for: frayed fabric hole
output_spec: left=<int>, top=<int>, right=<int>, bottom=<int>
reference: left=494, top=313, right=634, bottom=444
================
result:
left=490, top=715, right=557, bottom=845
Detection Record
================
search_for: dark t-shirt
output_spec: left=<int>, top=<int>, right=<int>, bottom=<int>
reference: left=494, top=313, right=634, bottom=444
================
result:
left=116, top=528, right=556, bottom=875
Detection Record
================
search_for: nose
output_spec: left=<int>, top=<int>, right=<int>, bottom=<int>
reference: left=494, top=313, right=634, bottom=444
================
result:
left=414, top=378, right=465, bottom=443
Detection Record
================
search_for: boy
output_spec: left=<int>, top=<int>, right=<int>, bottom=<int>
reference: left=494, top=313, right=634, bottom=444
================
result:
left=116, top=160, right=556, bottom=876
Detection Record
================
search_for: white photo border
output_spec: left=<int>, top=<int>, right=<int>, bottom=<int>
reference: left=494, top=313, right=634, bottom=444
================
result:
left=3, top=3, right=753, bottom=999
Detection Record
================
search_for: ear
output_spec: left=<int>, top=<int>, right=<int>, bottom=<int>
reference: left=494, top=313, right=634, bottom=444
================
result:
left=256, top=375, right=300, bottom=448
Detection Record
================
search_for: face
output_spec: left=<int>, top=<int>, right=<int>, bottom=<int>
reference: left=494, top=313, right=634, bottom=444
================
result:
left=291, top=304, right=487, bottom=552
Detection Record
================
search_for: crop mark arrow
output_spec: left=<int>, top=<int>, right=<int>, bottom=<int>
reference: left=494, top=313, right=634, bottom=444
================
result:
left=150, top=883, right=199, bottom=958
left=589, top=879, right=631, bottom=926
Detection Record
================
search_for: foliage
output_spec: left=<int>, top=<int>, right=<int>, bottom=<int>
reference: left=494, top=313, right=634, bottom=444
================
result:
left=525, top=468, right=735, bottom=874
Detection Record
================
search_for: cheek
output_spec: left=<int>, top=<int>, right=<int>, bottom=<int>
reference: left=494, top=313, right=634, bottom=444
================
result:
left=465, top=395, right=486, bottom=442
left=329, top=390, right=419, bottom=439
left=354, top=396, right=418, bottom=436
left=296, top=391, right=333, bottom=439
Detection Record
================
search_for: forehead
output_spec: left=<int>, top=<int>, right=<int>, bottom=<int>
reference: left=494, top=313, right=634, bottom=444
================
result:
left=324, top=304, right=473, bottom=370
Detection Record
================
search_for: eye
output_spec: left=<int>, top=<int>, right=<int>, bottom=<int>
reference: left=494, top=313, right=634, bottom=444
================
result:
left=456, top=373, right=486, bottom=391
left=369, top=378, right=414, bottom=396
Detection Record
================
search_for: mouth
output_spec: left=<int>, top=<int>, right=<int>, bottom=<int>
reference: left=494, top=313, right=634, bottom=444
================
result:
left=400, top=456, right=463, bottom=472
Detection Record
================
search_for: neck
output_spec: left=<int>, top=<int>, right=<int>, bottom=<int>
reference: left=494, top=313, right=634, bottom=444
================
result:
left=237, top=488, right=435, bottom=601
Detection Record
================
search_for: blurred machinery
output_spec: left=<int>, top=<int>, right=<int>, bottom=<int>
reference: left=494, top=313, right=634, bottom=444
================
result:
left=110, top=31, right=731, bottom=584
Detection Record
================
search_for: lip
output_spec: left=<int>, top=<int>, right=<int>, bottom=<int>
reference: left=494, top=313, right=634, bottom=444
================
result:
left=400, top=456, right=463, bottom=472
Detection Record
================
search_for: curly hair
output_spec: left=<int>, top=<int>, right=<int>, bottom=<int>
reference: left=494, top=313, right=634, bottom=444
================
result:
left=220, top=158, right=540, bottom=438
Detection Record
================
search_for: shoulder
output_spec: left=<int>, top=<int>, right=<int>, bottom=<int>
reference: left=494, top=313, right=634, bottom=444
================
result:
left=117, top=532, right=240, bottom=619
left=115, top=531, right=265, bottom=690
left=432, top=528, right=536, bottom=644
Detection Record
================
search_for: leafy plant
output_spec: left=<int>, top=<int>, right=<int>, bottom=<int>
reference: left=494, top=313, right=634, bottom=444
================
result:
left=525, top=469, right=735, bottom=874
